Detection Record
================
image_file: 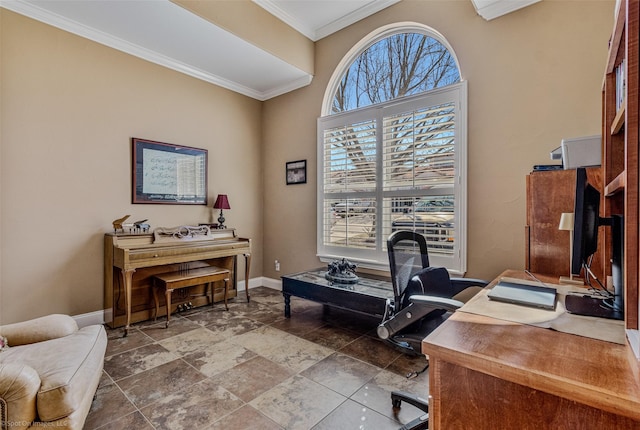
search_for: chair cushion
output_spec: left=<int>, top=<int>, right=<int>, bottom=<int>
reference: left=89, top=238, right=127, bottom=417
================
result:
left=0, top=324, right=107, bottom=422
left=407, top=267, right=452, bottom=301
left=407, top=267, right=455, bottom=318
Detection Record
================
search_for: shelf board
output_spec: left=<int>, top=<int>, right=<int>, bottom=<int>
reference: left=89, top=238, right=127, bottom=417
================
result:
left=605, top=171, right=626, bottom=196
left=611, top=103, right=626, bottom=134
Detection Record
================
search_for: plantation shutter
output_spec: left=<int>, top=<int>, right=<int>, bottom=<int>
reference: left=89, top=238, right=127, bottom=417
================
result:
left=317, top=82, right=467, bottom=273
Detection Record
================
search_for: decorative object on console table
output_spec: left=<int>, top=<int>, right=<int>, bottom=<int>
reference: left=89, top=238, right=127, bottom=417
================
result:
left=213, top=194, right=230, bottom=229
left=112, top=214, right=130, bottom=232
left=153, top=225, right=212, bottom=242
left=325, top=258, right=359, bottom=284
left=286, top=159, right=307, bottom=185
left=112, top=215, right=150, bottom=233
left=558, top=212, right=583, bottom=285
left=132, top=219, right=150, bottom=232
left=199, top=222, right=219, bottom=230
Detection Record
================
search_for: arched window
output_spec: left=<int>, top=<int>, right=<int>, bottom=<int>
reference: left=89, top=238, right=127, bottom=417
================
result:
left=330, top=32, right=460, bottom=113
left=317, top=23, right=468, bottom=274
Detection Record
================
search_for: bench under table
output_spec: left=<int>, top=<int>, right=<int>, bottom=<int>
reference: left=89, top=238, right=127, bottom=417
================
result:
left=153, top=265, right=230, bottom=327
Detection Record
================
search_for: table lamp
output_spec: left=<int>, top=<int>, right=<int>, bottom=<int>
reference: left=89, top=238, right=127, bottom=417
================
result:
left=559, top=212, right=583, bottom=285
left=213, top=194, right=230, bottom=229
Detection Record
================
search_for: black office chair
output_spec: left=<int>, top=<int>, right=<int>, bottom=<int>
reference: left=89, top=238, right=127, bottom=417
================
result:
left=378, top=230, right=488, bottom=429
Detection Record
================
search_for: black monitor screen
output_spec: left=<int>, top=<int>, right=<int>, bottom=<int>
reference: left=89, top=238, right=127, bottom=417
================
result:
left=571, top=168, right=600, bottom=275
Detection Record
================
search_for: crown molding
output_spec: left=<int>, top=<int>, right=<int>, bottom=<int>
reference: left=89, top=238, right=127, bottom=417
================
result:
left=0, top=0, right=312, bottom=100
left=470, top=0, right=541, bottom=21
left=253, top=0, right=316, bottom=40
left=259, top=75, right=314, bottom=101
left=254, top=0, right=400, bottom=41
left=314, top=0, right=400, bottom=41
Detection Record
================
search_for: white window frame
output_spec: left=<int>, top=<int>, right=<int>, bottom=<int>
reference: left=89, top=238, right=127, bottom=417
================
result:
left=317, top=82, right=467, bottom=274
left=317, top=23, right=467, bottom=275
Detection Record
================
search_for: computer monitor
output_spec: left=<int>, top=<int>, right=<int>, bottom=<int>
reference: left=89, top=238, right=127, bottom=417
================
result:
left=571, top=168, right=600, bottom=275
left=566, top=167, right=623, bottom=320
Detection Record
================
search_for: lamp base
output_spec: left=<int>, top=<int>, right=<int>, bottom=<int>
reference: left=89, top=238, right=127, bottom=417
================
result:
left=559, top=276, right=584, bottom=286
left=217, top=211, right=226, bottom=229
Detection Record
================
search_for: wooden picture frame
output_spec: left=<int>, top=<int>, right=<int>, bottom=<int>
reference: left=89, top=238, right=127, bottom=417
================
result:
left=132, top=137, right=208, bottom=204
left=286, top=159, right=307, bottom=185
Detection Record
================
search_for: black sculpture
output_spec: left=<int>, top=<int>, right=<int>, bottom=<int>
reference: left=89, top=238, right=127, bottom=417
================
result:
left=325, top=258, right=359, bottom=284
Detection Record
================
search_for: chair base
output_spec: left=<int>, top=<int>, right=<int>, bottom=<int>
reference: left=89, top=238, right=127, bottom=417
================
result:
left=392, top=390, right=429, bottom=430
left=383, top=336, right=423, bottom=356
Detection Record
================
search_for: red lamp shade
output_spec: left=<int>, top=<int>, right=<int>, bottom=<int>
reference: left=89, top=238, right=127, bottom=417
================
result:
left=213, top=194, right=230, bottom=210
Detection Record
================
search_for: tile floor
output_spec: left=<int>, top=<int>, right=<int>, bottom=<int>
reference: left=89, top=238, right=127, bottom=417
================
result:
left=86, top=286, right=430, bottom=430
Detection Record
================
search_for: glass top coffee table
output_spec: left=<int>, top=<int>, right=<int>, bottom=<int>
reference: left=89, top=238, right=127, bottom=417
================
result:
left=281, top=268, right=394, bottom=318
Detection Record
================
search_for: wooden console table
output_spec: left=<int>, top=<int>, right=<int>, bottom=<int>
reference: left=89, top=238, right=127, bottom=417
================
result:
left=104, top=228, right=250, bottom=336
left=422, top=270, right=640, bottom=429
left=281, top=269, right=393, bottom=318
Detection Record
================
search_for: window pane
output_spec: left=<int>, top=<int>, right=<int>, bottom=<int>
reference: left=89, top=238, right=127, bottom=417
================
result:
left=324, top=198, right=376, bottom=249
left=332, top=33, right=460, bottom=113
left=386, top=196, right=455, bottom=256
left=383, top=103, right=456, bottom=191
left=323, top=120, right=377, bottom=193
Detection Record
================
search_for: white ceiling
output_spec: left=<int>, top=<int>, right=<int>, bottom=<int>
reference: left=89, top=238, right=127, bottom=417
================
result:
left=0, top=0, right=538, bottom=101
left=254, top=0, right=400, bottom=41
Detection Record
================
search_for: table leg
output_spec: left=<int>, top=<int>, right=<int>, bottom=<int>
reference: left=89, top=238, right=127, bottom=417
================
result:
left=120, top=268, right=135, bottom=337
left=152, top=282, right=160, bottom=321
left=244, top=252, right=252, bottom=302
left=223, top=277, right=229, bottom=310
left=165, top=288, right=172, bottom=328
left=208, top=282, right=214, bottom=308
left=284, top=293, right=291, bottom=318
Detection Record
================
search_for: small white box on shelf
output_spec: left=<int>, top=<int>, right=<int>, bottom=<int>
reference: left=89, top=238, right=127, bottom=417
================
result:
left=561, top=135, right=601, bottom=170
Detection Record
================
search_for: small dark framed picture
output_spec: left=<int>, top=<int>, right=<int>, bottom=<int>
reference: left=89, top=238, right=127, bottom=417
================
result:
left=286, top=160, right=307, bottom=185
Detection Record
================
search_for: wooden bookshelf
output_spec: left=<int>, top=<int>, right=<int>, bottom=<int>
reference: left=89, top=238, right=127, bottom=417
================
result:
left=602, top=0, right=639, bottom=359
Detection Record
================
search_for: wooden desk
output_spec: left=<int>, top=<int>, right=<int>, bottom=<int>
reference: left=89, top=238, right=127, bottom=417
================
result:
left=422, top=270, right=640, bottom=429
left=104, top=228, right=250, bottom=336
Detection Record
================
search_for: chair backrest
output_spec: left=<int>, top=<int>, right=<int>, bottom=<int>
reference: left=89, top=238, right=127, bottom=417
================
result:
left=387, top=230, right=430, bottom=310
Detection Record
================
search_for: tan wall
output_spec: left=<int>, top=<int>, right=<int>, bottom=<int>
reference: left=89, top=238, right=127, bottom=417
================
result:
left=262, top=0, right=614, bottom=281
left=0, top=10, right=263, bottom=324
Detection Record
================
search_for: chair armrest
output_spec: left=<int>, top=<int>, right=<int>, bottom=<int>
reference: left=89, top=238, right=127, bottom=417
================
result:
left=409, top=295, right=465, bottom=312
left=450, top=277, right=489, bottom=288
left=450, top=278, right=489, bottom=298
left=0, top=314, right=78, bottom=346
left=0, top=363, right=40, bottom=430
left=378, top=295, right=464, bottom=341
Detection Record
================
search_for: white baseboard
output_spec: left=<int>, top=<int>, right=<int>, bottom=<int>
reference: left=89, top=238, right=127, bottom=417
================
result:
left=92, top=277, right=282, bottom=327
left=73, top=310, right=106, bottom=328
left=261, top=277, right=282, bottom=290
left=238, top=276, right=281, bottom=291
